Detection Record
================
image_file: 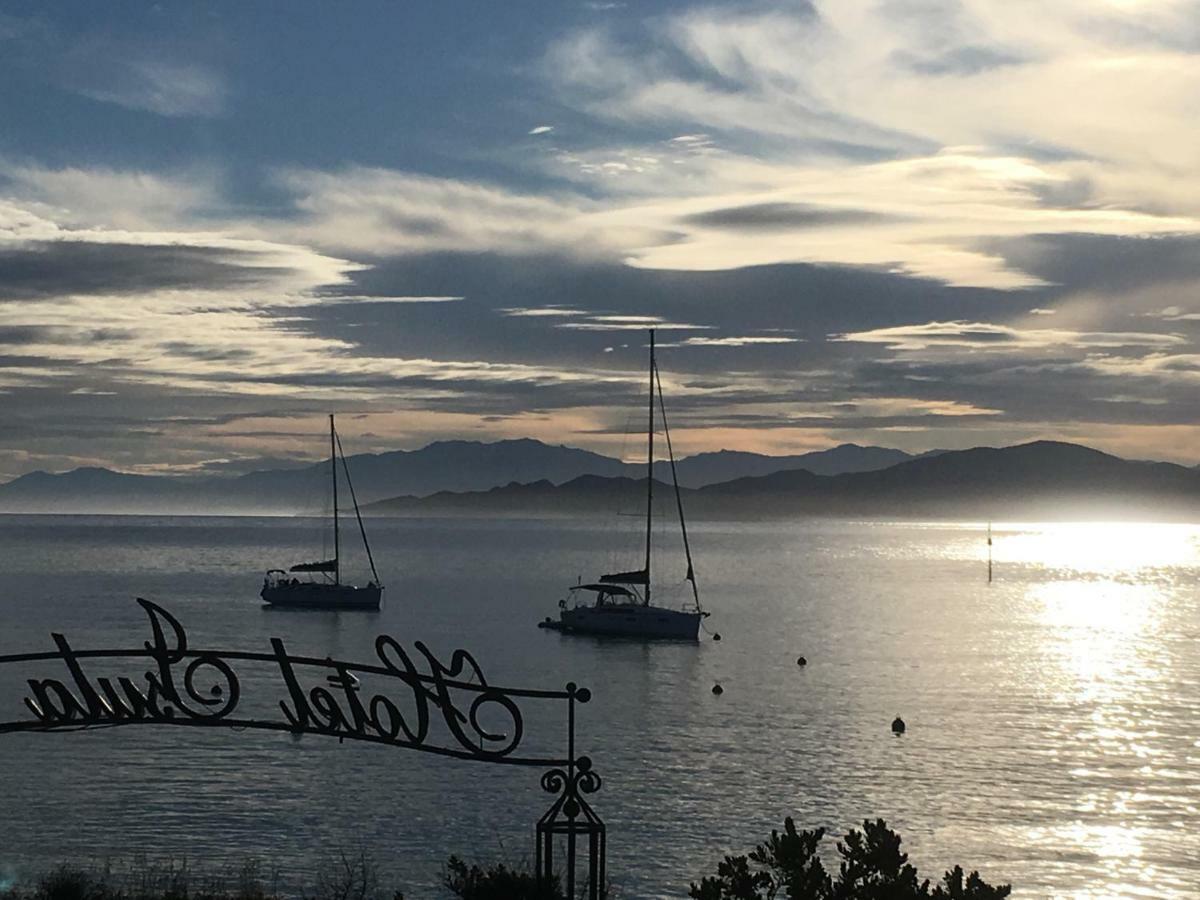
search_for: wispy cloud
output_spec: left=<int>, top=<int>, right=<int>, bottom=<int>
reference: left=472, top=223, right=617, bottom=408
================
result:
left=556, top=314, right=712, bottom=332
left=834, top=320, right=1186, bottom=352
left=658, top=335, right=803, bottom=348
left=272, top=166, right=662, bottom=259
left=70, top=57, right=226, bottom=117
left=536, top=2, right=1200, bottom=287
left=500, top=306, right=587, bottom=317
left=320, top=295, right=464, bottom=304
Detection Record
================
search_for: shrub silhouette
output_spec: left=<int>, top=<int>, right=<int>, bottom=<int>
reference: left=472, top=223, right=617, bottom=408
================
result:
left=690, top=818, right=1010, bottom=900
left=442, top=856, right=562, bottom=900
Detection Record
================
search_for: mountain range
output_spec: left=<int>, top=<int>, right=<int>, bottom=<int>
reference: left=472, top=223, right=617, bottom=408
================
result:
left=361, top=441, right=1200, bottom=521
left=3, top=438, right=1196, bottom=519
left=0, top=439, right=918, bottom=515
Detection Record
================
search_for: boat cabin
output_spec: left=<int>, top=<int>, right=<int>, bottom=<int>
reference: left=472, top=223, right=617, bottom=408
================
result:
left=568, top=582, right=644, bottom=608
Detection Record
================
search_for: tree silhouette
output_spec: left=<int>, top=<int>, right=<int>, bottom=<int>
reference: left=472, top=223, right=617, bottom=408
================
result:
left=690, top=818, right=1010, bottom=900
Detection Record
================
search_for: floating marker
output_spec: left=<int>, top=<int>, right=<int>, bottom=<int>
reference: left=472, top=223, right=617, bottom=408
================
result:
left=891, top=716, right=906, bottom=734
left=712, top=683, right=724, bottom=695
left=797, top=656, right=807, bottom=667
left=713, top=633, right=722, bottom=642
left=987, top=521, right=993, bottom=584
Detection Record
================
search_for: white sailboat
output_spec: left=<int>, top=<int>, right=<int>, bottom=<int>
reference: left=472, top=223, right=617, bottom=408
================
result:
left=260, top=415, right=383, bottom=610
left=542, top=330, right=710, bottom=640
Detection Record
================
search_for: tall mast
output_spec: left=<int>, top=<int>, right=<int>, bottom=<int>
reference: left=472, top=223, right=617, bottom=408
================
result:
left=644, top=329, right=655, bottom=607
left=330, top=414, right=340, bottom=585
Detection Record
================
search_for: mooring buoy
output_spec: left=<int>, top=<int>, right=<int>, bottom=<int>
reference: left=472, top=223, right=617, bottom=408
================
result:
left=713, top=632, right=722, bottom=642
left=797, top=656, right=807, bottom=666
left=712, top=683, right=724, bottom=695
left=891, top=716, right=906, bottom=734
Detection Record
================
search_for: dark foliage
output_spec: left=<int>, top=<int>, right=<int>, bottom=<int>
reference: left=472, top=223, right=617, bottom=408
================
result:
left=306, top=850, right=398, bottom=900
left=442, top=856, right=562, bottom=900
left=36, top=867, right=107, bottom=900
left=690, top=818, right=1011, bottom=900
left=22, top=862, right=272, bottom=900
left=0, top=856, right=399, bottom=900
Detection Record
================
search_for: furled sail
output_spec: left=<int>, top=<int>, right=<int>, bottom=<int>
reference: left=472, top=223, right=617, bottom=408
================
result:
left=600, top=568, right=649, bottom=585
left=289, top=559, right=338, bottom=573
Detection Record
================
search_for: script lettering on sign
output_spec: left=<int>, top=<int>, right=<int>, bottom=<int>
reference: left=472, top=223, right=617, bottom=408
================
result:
left=2, top=599, right=557, bottom=765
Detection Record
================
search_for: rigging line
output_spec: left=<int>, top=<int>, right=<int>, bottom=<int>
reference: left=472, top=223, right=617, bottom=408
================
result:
left=654, top=360, right=702, bottom=613
left=335, top=430, right=381, bottom=585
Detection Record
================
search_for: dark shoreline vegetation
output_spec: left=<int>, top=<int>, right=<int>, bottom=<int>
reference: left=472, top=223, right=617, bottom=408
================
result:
left=2, top=820, right=1010, bottom=900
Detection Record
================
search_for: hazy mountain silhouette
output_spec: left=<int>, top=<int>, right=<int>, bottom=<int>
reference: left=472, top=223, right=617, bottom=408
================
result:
left=362, top=441, right=1200, bottom=521
left=666, top=443, right=913, bottom=484
left=0, top=467, right=205, bottom=513
left=0, top=439, right=918, bottom=514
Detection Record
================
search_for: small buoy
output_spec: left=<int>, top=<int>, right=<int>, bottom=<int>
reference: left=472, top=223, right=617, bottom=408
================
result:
left=712, top=633, right=722, bottom=642
left=796, top=656, right=807, bottom=666
left=711, top=683, right=724, bottom=695
left=891, top=716, right=906, bottom=734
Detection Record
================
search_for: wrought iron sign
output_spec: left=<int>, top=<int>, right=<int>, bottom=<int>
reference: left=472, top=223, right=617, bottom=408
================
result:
left=0, top=599, right=605, bottom=899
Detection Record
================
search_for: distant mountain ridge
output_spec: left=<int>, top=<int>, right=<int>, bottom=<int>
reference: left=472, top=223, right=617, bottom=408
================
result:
left=0, top=439, right=916, bottom=515
left=362, top=441, right=1200, bottom=521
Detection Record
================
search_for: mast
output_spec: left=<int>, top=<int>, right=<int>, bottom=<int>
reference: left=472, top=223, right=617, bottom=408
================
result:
left=644, top=329, right=655, bottom=607
left=656, top=363, right=701, bottom=612
left=330, top=414, right=340, bottom=585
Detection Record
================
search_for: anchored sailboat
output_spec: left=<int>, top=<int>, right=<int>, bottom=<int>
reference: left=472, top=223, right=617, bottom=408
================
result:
left=260, top=415, right=383, bottom=610
left=541, top=330, right=709, bottom=640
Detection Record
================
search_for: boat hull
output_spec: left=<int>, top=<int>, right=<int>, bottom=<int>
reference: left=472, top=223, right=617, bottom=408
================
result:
left=556, top=604, right=705, bottom=640
left=261, top=582, right=382, bottom=610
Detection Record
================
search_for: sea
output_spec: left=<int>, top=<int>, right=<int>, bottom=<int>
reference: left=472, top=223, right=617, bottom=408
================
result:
left=0, top=514, right=1196, bottom=899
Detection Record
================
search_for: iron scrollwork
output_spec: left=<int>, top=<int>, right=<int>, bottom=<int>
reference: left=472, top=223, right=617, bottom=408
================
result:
left=6, top=598, right=552, bottom=765
left=537, top=683, right=605, bottom=900
left=540, top=755, right=603, bottom=818
left=0, top=599, right=605, bottom=900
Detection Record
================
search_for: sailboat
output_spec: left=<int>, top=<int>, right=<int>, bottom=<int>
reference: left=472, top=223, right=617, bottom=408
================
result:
left=541, top=330, right=710, bottom=640
left=260, top=415, right=383, bottom=610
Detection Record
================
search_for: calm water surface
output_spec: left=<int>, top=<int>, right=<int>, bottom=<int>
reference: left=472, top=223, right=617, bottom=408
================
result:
left=0, top=515, right=1196, bottom=898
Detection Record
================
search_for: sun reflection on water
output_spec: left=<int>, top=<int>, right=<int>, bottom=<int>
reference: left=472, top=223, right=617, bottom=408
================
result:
left=996, top=523, right=1200, bottom=897
left=995, top=522, right=1200, bottom=576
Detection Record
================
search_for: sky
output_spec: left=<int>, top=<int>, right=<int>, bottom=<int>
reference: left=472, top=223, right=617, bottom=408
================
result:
left=4, top=0, right=1200, bottom=479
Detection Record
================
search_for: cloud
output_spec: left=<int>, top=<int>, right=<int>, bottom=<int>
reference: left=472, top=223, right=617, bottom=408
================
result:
left=1, top=164, right=221, bottom=230
left=0, top=240, right=304, bottom=300
left=657, top=336, right=803, bottom=348
left=319, top=295, right=464, bottom=304
left=594, top=147, right=1199, bottom=288
left=535, top=2, right=1200, bottom=287
left=0, top=16, right=225, bottom=118
left=499, top=306, right=587, bottom=318
left=68, top=57, right=225, bottom=117
left=273, top=166, right=661, bottom=259
left=12, top=1, right=1200, bottom=473
left=834, top=320, right=1186, bottom=353
left=681, top=202, right=896, bottom=230
left=555, top=314, right=713, bottom=332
